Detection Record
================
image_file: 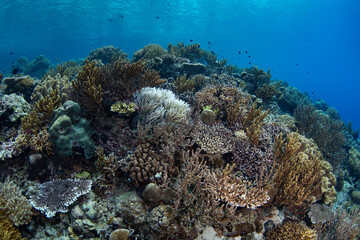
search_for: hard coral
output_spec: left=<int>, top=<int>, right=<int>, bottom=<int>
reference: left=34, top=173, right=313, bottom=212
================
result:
left=206, top=164, right=270, bottom=209
left=29, top=179, right=92, bottom=218
left=192, top=122, right=234, bottom=155
left=0, top=179, right=33, bottom=226
left=273, top=132, right=336, bottom=215
left=266, top=221, right=317, bottom=240
left=123, top=141, right=179, bottom=186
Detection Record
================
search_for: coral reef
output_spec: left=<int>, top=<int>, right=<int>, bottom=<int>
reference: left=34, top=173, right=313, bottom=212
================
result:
left=110, top=101, right=136, bottom=116
left=48, top=100, right=95, bottom=159
left=29, top=179, right=92, bottom=218
left=348, top=146, right=360, bottom=178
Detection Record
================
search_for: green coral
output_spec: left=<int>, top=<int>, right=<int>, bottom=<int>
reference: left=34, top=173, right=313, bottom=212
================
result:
left=48, top=100, right=95, bottom=159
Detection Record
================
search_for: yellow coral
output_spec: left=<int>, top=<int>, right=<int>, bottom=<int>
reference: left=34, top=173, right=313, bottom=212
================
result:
left=110, top=102, right=136, bottom=116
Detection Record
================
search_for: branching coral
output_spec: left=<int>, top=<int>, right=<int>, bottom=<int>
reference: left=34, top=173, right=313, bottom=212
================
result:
left=0, top=179, right=33, bottom=226
left=95, top=146, right=121, bottom=191
left=240, top=66, right=271, bottom=94
left=72, top=60, right=105, bottom=114
left=29, top=179, right=92, bottom=218
left=266, top=221, right=318, bottom=240
left=205, top=164, right=270, bottom=209
left=273, top=132, right=336, bottom=215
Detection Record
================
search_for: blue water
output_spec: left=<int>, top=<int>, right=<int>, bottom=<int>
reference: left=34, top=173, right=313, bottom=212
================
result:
left=1, top=0, right=359, bottom=129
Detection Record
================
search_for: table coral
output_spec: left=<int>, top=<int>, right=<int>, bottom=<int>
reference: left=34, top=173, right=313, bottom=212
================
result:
left=29, top=179, right=92, bottom=218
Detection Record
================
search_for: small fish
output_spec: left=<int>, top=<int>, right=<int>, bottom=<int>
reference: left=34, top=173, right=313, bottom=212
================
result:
left=208, top=41, right=213, bottom=45
left=238, top=51, right=241, bottom=54
left=12, top=68, right=19, bottom=74
left=248, top=55, right=251, bottom=58
left=296, top=63, right=299, bottom=66
left=120, top=15, right=124, bottom=18
left=190, top=39, right=193, bottom=42
left=109, top=18, right=113, bottom=21
left=9, top=52, right=14, bottom=55
left=156, top=16, right=160, bottom=19
left=308, top=72, right=310, bottom=74
left=249, top=62, right=252, bottom=65
left=245, top=51, right=248, bottom=53
left=312, top=92, right=314, bottom=94
left=211, top=51, right=215, bottom=55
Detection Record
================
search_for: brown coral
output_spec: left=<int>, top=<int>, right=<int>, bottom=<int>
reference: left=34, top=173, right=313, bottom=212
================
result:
left=123, top=141, right=179, bottom=186
left=273, top=132, right=336, bottom=215
left=193, top=122, right=234, bottom=155
left=205, top=164, right=270, bottom=209
left=0, top=212, right=25, bottom=240
left=266, top=221, right=318, bottom=240
left=0, top=179, right=33, bottom=226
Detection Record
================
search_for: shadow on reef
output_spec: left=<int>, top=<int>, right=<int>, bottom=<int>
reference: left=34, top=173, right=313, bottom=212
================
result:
left=0, top=43, right=359, bottom=240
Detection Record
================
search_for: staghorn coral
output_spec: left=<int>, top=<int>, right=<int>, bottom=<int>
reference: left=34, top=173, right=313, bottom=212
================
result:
left=86, top=45, right=128, bottom=64
left=31, top=73, right=72, bottom=104
left=0, top=213, right=25, bottom=240
left=266, top=221, right=318, bottom=240
left=0, top=179, right=33, bottom=226
left=29, top=179, right=92, bottom=218
left=205, top=164, right=270, bottom=209
left=192, top=122, right=234, bottom=154
left=134, top=87, right=190, bottom=126
left=273, top=132, right=336, bottom=215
